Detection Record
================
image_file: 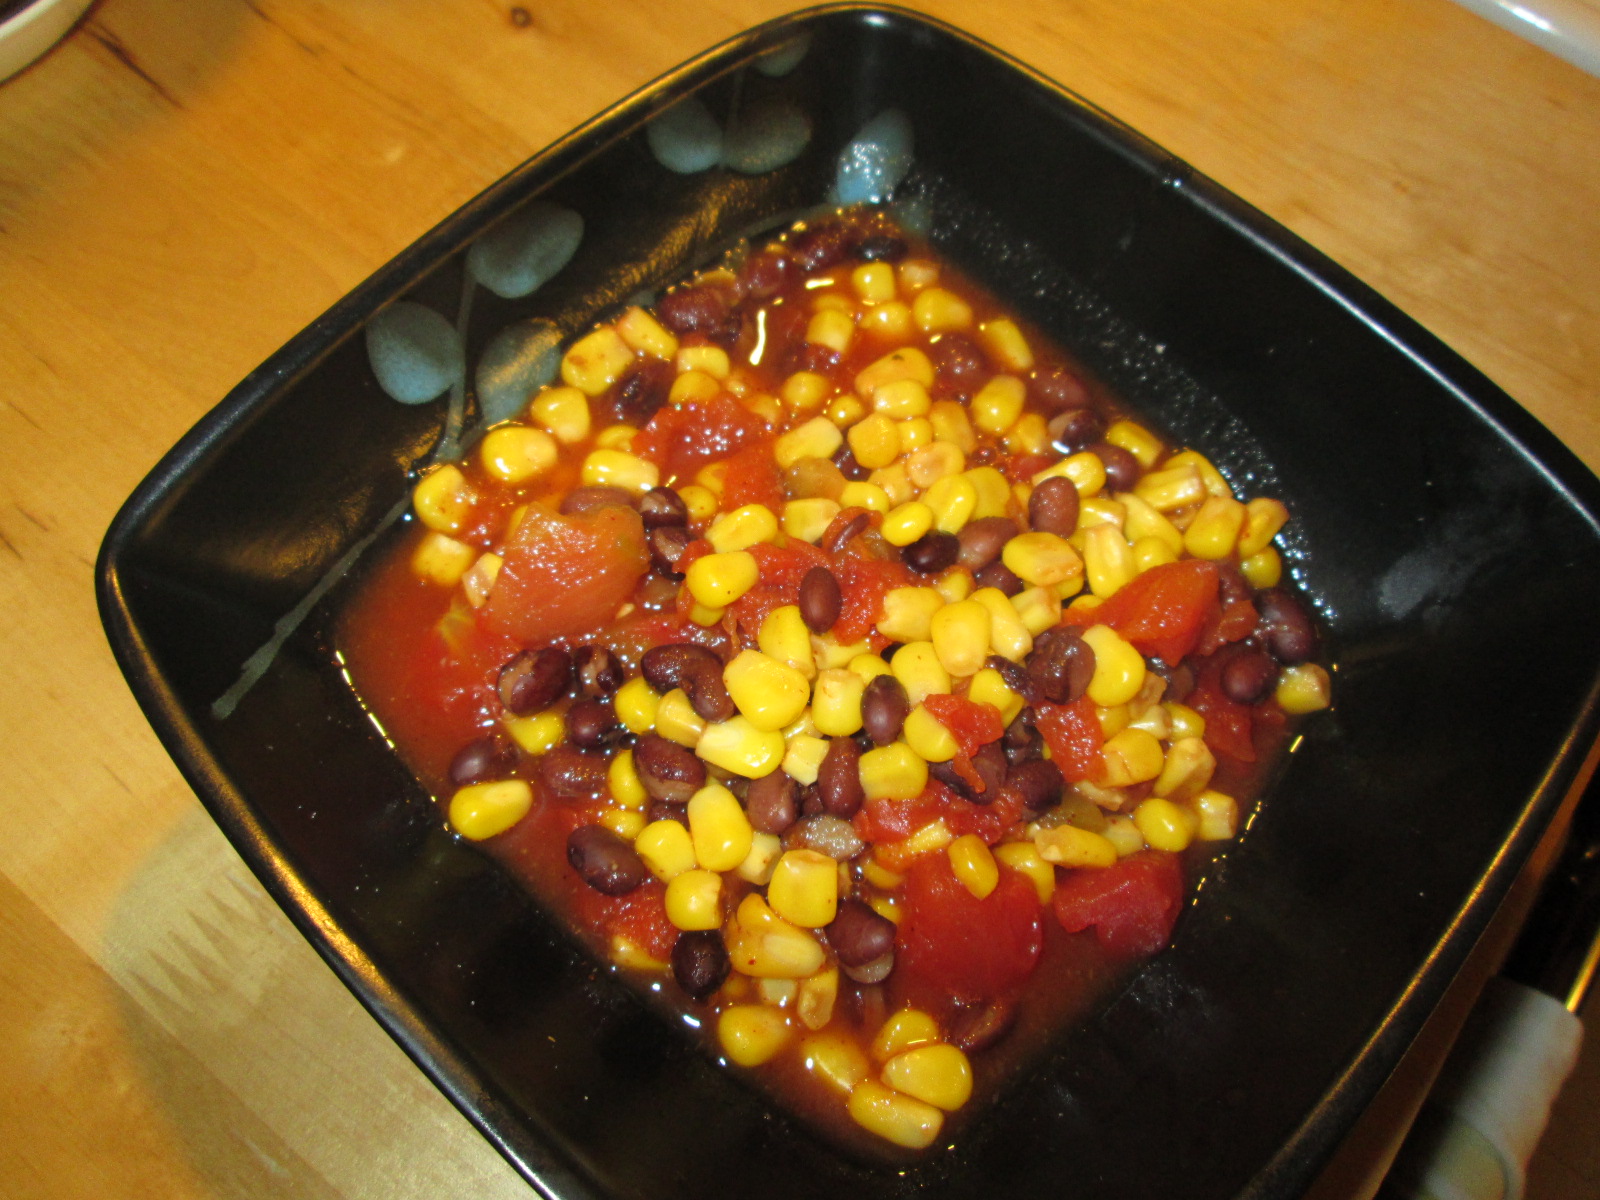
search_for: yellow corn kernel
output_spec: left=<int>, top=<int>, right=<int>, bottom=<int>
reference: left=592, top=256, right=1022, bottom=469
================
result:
left=905, top=441, right=966, bottom=490
left=1237, top=496, right=1290, bottom=556
left=1033, top=823, right=1119, bottom=869
left=923, top=474, right=976, bottom=535
left=686, top=550, right=759, bottom=608
left=781, top=369, right=831, bottom=412
left=872, top=1008, right=941, bottom=1062
left=665, top=868, right=724, bottom=931
left=1097, top=703, right=1131, bottom=739
left=690, top=602, right=724, bottom=627
left=1192, top=788, right=1239, bottom=841
left=859, top=742, right=930, bottom=800
left=967, top=667, right=1025, bottom=726
left=783, top=498, right=844, bottom=546
left=883, top=1043, right=974, bottom=1112
left=881, top=501, right=935, bottom=547
left=1033, top=451, right=1107, bottom=499
left=801, top=1031, right=871, bottom=1095
left=1166, top=449, right=1231, bottom=498
left=1121, top=492, right=1184, bottom=553
left=718, top=1005, right=793, bottom=1067
left=707, top=504, right=780, bottom=554
left=608, top=748, right=648, bottom=808
left=851, top=261, right=898, bottom=303
left=594, top=423, right=639, bottom=450
left=504, top=709, right=565, bottom=756
left=870, top=377, right=933, bottom=419
left=684, top=787, right=752, bottom=876
left=668, top=368, right=722, bottom=407
left=599, top=805, right=647, bottom=842
left=723, top=650, right=810, bottom=732
left=1098, top=813, right=1143, bottom=857
left=768, top=849, right=839, bottom=928
left=727, top=894, right=826, bottom=978
left=811, top=669, right=866, bottom=737
left=615, top=305, right=678, bottom=360
left=1105, top=419, right=1164, bottom=468
left=781, top=733, right=830, bottom=785
left=742, top=389, right=782, bottom=427
left=1134, top=462, right=1207, bottom=511
left=859, top=300, right=914, bottom=340
left=609, top=935, right=670, bottom=973
left=911, top=286, right=974, bottom=333
left=831, top=483, right=884, bottom=516
left=920, top=404, right=973, bottom=459
left=876, top=819, right=953, bottom=873
left=758, top=976, right=798, bottom=1007
left=934, top=570, right=972, bottom=604
left=581, top=448, right=660, bottom=494
left=1183, top=495, right=1247, bottom=560
left=928, top=599, right=992, bottom=678
left=1081, top=624, right=1146, bottom=707
left=814, top=635, right=871, bottom=672
left=677, top=483, right=718, bottom=524
left=902, top=704, right=959, bottom=763
left=676, top=343, right=730, bottom=380
left=806, top=308, right=856, bottom=355
left=854, top=348, right=934, bottom=400
left=812, top=290, right=852, bottom=314
left=1005, top=411, right=1052, bottom=456
left=978, top=318, right=1033, bottom=372
left=962, top=594, right=1027, bottom=667
left=447, top=780, right=532, bottom=841
left=478, top=425, right=557, bottom=484
left=849, top=653, right=895, bottom=683
left=1276, top=662, right=1332, bottom=714
left=947, top=834, right=999, bottom=900
left=560, top=326, right=635, bottom=395
left=1134, top=796, right=1198, bottom=852
left=869, top=463, right=915, bottom=506
left=897, top=416, right=934, bottom=455
left=1003, top=531, right=1085, bottom=590
left=1101, top=727, right=1165, bottom=787
left=737, top=831, right=784, bottom=885
left=523, top=384, right=590, bottom=446
left=750, top=608, right=811, bottom=681
left=774, top=416, right=844, bottom=470
left=971, top=375, right=1027, bottom=436
left=412, top=531, right=476, bottom=586
left=1083, top=524, right=1137, bottom=598
left=1133, top=535, right=1180, bottom=574
left=797, top=963, right=840, bottom=1031
left=697, top=715, right=786, bottom=778
left=848, top=1082, right=943, bottom=1150
left=634, top=818, right=698, bottom=881
left=994, top=841, right=1057, bottom=903
left=412, top=464, right=473, bottom=534
left=861, top=856, right=904, bottom=891
left=1240, top=545, right=1283, bottom=588
left=1011, top=585, right=1062, bottom=635
left=889, top=641, right=952, bottom=704
left=846, top=412, right=900, bottom=469
left=956, top=468, right=1005, bottom=521
left=896, top=257, right=940, bottom=292
left=1154, top=736, right=1216, bottom=803
left=1077, top=497, right=1127, bottom=533
left=654, top=688, right=706, bottom=747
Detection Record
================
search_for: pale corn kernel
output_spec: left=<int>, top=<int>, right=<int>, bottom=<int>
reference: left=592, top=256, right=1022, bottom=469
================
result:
left=861, top=857, right=905, bottom=890
left=902, top=705, right=959, bottom=763
left=448, top=780, right=532, bottom=841
left=737, top=832, right=784, bottom=885
left=1084, top=524, right=1137, bottom=597
left=741, top=390, right=782, bottom=427
left=934, top=570, right=972, bottom=604
left=1134, top=796, right=1197, bottom=852
left=948, top=834, right=999, bottom=900
left=802, top=1031, right=871, bottom=1095
left=881, top=501, right=935, bottom=547
left=697, top=716, right=786, bottom=778
left=581, top=448, right=659, bottom=494
left=1122, top=492, right=1185, bottom=554
left=768, top=849, right=840, bottom=927
left=608, top=748, right=648, bottom=808
left=782, top=497, right=842, bottom=544
left=896, top=416, right=934, bottom=455
left=676, top=343, right=730, bottom=379
left=1005, top=411, right=1052, bottom=456
left=758, top=977, right=798, bottom=1007
left=870, top=463, right=916, bottom=506
left=929, top=599, right=992, bottom=678
left=1097, top=703, right=1131, bottom=739
left=811, top=669, right=866, bottom=737
left=678, top=484, right=718, bottom=524
left=1127, top=700, right=1173, bottom=740
left=523, top=386, right=590, bottom=447
left=1034, top=822, right=1119, bottom=869
left=718, top=1006, right=793, bottom=1067
left=479, top=425, right=558, bottom=485
left=665, top=868, right=724, bottom=931
left=1134, top=535, right=1180, bottom=574
left=615, top=306, right=678, bottom=360
left=412, top=532, right=476, bottom=586
left=594, top=423, right=639, bottom=450
left=797, top=964, right=840, bottom=1031
left=727, top=895, right=826, bottom=978
left=1011, top=586, right=1062, bottom=635
left=971, top=375, right=1027, bottom=435
left=655, top=688, right=706, bottom=746
left=782, top=733, right=831, bottom=785
left=969, top=589, right=1033, bottom=662
left=1165, top=702, right=1206, bottom=740
left=859, top=301, right=914, bottom=340
left=994, top=841, right=1057, bottom=903
left=561, top=326, right=635, bottom=395
left=1183, top=495, right=1247, bottom=560
left=686, top=550, right=760, bottom=608
left=927, top=400, right=978, bottom=454
left=1033, top=450, right=1107, bottom=497
left=609, top=935, right=670, bottom=973
left=871, top=377, right=933, bottom=418
left=1154, top=736, right=1216, bottom=803
left=413, top=464, right=473, bottom=534
left=1102, top=814, right=1146, bottom=857
left=855, top=346, right=934, bottom=396
left=883, top=1043, right=974, bottom=1112
left=896, top=257, right=940, bottom=292
left=1077, top=497, right=1128, bottom=531
left=978, top=318, right=1034, bottom=372
left=967, top=666, right=1026, bottom=725
left=457, top=549, right=500, bottom=609
left=1101, top=727, right=1166, bottom=787
left=1239, top=497, right=1290, bottom=556
left=707, top=504, right=780, bottom=553
left=781, top=370, right=831, bottom=412
left=876, top=819, right=953, bottom=872
left=759, top=605, right=816, bottom=678
left=695, top=459, right=729, bottom=496
left=1081, top=624, right=1146, bottom=706
left=806, top=308, right=856, bottom=355
left=1104, top=419, right=1164, bottom=468
left=889, top=641, right=951, bottom=704
left=1240, top=545, right=1283, bottom=588
left=963, top=467, right=1010, bottom=519
left=782, top=708, right=820, bottom=740
left=723, top=650, right=811, bottom=732
left=1276, top=663, right=1332, bottom=714
left=866, top=891, right=901, bottom=923
left=811, top=290, right=852, bottom=313
left=1192, top=788, right=1240, bottom=840
left=859, top=742, right=931, bottom=800
left=504, top=710, right=565, bottom=756
left=838, top=481, right=891, bottom=513
left=1003, top=531, right=1085, bottom=589
left=814, top=635, right=871, bottom=670
left=848, top=653, right=895, bottom=682
left=775, top=415, right=844, bottom=469
left=669, top=368, right=722, bottom=407
left=848, top=412, right=901, bottom=469
left=1134, top=462, right=1207, bottom=511
left=852, top=261, right=898, bottom=303
left=1166, top=449, right=1232, bottom=498
left=905, top=441, right=966, bottom=489
left=685, top=783, right=754, bottom=873
left=872, top=1008, right=941, bottom=1062
left=635, top=818, right=697, bottom=880
left=848, top=1082, right=943, bottom=1150
left=599, top=806, right=647, bottom=841
left=911, top=286, right=974, bottom=333
left=924, top=474, right=978, bottom=534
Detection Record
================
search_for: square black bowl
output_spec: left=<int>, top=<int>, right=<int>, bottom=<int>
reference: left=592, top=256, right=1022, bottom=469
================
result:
left=97, top=6, right=1600, bottom=1198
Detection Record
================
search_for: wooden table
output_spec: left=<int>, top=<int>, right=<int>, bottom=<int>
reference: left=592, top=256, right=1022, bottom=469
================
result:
left=2, top=0, right=1596, bottom=1195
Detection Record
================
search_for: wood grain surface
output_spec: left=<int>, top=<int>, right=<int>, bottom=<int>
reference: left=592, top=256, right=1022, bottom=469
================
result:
left=2, top=0, right=1597, bottom=1196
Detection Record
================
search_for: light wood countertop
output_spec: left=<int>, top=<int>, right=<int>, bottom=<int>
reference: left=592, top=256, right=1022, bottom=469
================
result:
left=2, top=0, right=1597, bottom=1195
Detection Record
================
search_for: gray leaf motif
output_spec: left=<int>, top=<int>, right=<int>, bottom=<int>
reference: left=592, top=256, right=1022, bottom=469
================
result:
left=475, top=319, right=563, bottom=426
left=647, top=96, right=724, bottom=175
left=832, top=109, right=914, bottom=206
left=755, top=32, right=811, bottom=78
left=722, top=97, right=812, bottom=175
left=364, top=301, right=464, bottom=405
left=466, top=202, right=584, bottom=300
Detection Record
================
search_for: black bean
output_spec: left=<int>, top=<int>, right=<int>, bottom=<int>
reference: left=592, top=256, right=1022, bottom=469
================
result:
left=1091, top=441, right=1142, bottom=493
left=789, top=341, right=843, bottom=376
left=448, top=736, right=513, bottom=786
left=930, top=741, right=1007, bottom=803
left=602, top=358, right=674, bottom=427
left=1256, top=587, right=1319, bottom=664
left=647, top=799, right=690, bottom=826
left=672, top=930, right=730, bottom=1001
left=831, top=443, right=870, bottom=481
left=572, top=644, right=623, bottom=696
left=949, top=998, right=1017, bottom=1054
left=656, top=285, right=731, bottom=336
left=639, top=643, right=736, bottom=722
left=1007, top=758, right=1064, bottom=812
left=929, top=332, right=992, bottom=401
left=816, top=737, right=864, bottom=818
left=974, top=560, right=1024, bottom=596
left=539, top=745, right=609, bottom=797
left=738, top=249, right=792, bottom=300
left=788, top=222, right=853, bottom=271
left=798, top=566, right=842, bottom=633
left=852, top=233, right=908, bottom=262
left=985, top=654, right=1030, bottom=695
left=861, top=674, right=910, bottom=746
left=1219, top=563, right=1253, bottom=608
left=821, top=510, right=871, bottom=555
left=567, top=825, right=648, bottom=895
left=638, top=487, right=689, bottom=528
left=1003, top=708, right=1044, bottom=765
left=565, top=698, right=620, bottom=750
left=1221, top=648, right=1280, bottom=705
left=560, top=485, right=636, bottom=516
left=648, top=524, right=695, bottom=577
left=1025, top=627, right=1095, bottom=705
left=638, top=573, right=680, bottom=612
left=825, top=898, right=897, bottom=967
left=843, top=952, right=895, bottom=986
left=1028, top=476, right=1080, bottom=537
left=633, top=733, right=707, bottom=803
left=1031, top=365, right=1091, bottom=413
left=498, top=647, right=573, bottom=715
left=957, top=516, right=1017, bottom=571
left=746, top=771, right=798, bottom=834
left=902, top=530, right=959, bottom=574
left=1049, top=407, right=1105, bottom=454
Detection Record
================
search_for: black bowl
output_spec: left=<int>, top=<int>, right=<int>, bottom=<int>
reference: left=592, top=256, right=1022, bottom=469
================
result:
left=97, top=6, right=1600, bottom=1198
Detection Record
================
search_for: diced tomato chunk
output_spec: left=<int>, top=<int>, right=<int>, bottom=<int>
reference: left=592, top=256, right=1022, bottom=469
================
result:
left=1093, top=559, right=1221, bottom=666
left=1187, top=648, right=1257, bottom=762
left=1052, top=852, right=1185, bottom=957
left=632, top=395, right=768, bottom=481
left=605, top=882, right=678, bottom=961
left=1032, top=697, right=1104, bottom=783
left=922, top=694, right=1005, bottom=756
left=897, top=854, right=1043, bottom=1002
left=719, top=438, right=785, bottom=511
left=831, top=552, right=913, bottom=643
